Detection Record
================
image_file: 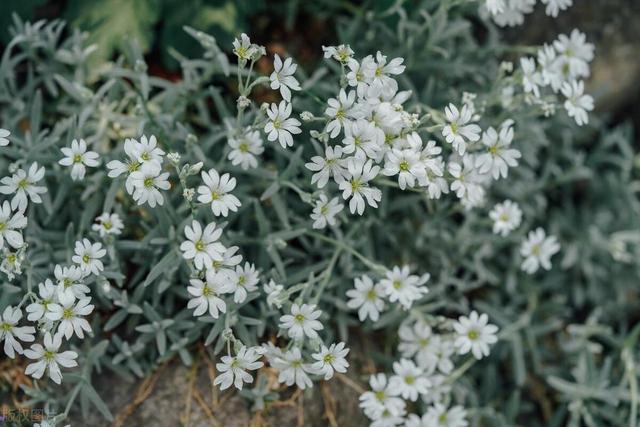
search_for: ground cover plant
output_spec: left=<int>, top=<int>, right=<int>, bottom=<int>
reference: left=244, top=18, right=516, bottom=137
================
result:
left=0, top=1, right=639, bottom=426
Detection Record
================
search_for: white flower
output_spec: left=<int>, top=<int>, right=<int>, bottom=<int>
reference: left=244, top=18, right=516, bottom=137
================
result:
left=448, top=157, right=484, bottom=205
left=106, top=138, right=143, bottom=193
left=541, top=0, right=572, bottom=17
left=561, top=80, right=594, bottom=126
left=342, top=119, right=380, bottom=160
left=491, top=0, right=535, bottom=27
left=553, top=29, right=594, bottom=79
left=72, top=238, right=107, bottom=276
left=453, top=311, right=499, bottom=359
left=279, top=303, right=323, bottom=341
left=25, top=279, right=60, bottom=322
left=187, top=270, right=230, bottom=318
left=0, top=249, right=24, bottom=280
left=424, top=403, right=468, bottom=427
left=475, top=122, right=521, bottom=179
left=197, top=168, right=241, bottom=217
left=322, top=44, right=354, bottom=63
left=180, top=220, right=226, bottom=270
left=92, top=212, right=124, bottom=237
left=489, top=200, right=522, bottom=236
left=24, top=332, right=78, bottom=384
left=273, top=347, right=314, bottom=389
left=485, top=0, right=506, bottom=15
left=270, top=54, right=301, bottom=102
left=214, top=345, right=263, bottom=390
left=54, top=264, right=89, bottom=299
left=0, top=128, right=9, bottom=146
left=311, top=342, right=350, bottom=380
left=383, top=146, right=425, bottom=190
left=228, top=262, right=259, bottom=304
left=305, top=145, right=348, bottom=188
left=264, top=100, right=302, bottom=148
left=520, top=227, right=561, bottom=273
left=264, top=279, right=285, bottom=309
left=359, top=373, right=406, bottom=419
left=520, top=57, right=542, bottom=98
left=228, top=129, right=264, bottom=170
left=379, top=266, right=429, bottom=310
left=389, top=358, right=430, bottom=401
left=0, top=200, right=26, bottom=249
left=233, top=33, right=259, bottom=62
left=209, top=245, right=243, bottom=276
left=325, top=89, right=356, bottom=138
left=537, top=44, right=563, bottom=91
left=129, top=162, right=171, bottom=207
left=310, top=194, right=344, bottom=229
left=0, top=162, right=47, bottom=211
left=364, top=51, right=406, bottom=89
left=0, top=306, right=35, bottom=358
left=132, top=135, right=165, bottom=164
left=58, top=139, right=100, bottom=181
left=46, top=293, right=94, bottom=340
left=339, top=158, right=382, bottom=215
left=398, top=322, right=440, bottom=371
left=346, top=275, right=386, bottom=322
left=441, top=104, right=481, bottom=155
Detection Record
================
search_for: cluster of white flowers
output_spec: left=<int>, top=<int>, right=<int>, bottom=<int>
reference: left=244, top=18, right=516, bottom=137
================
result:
left=106, top=135, right=171, bottom=207
left=0, top=233, right=109, bottom=384
left=359, top=312, right=498, bottom=426
left=512, top=30, right=595, bottom=126
left=484, top=0, right=574, bottom=25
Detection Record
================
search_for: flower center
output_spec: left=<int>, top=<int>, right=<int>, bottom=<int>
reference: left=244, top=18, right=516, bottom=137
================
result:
left=354, top=137, right=362, bottom=146
left=128, top=161, right=140, bottom=173
left=323, top=353, right=335, bottom=363
left=350, top=179, right=361, bottom=193
left=374, top=390, right=386, bottom=401
left=399, top=160, right=409, bottom=171
left=62, top=308, right=74, bottom=319
left=202, top=284, right=214, bottom=297
left=212, top=260, right=222, bottom=269
left=239, top=142, right=249, bottom=153
left=532, top=245, right=541, bottom=256
left=294, top=314, right=305, bottom=323
left=499, top=213, right=509, bottom=222
left=489, top=145, right=499, bottom=155
left=211, top=191, right=220, bottom=200
left=140, top=152, right=150, bottom=161
left=82, top=254, right=90, bottom=263
left=450, top=122, right=459, bottom=134
left=320, top=205, right=329, bottom=215
left=404, top=375, right=415, bottom=385
left=195, top=240, right=205, bottom=252
left=238, top=276, right=246, bottom=286
left=366, top=289, right=377, bottom=300
left=0, top=222, right=5, bottom=231
left=73, top=154, right=83, bottom=163
left=1, top=322, right=11, bottom=332
left=419, top=338, right=429, bottom=347
left=272, top=119, right=282, bottom=129
left=467, top=330, right=479, bottom=340
left=335, top=109, right=345, bottom=120
left=7, top=254, right=17, bottom=263
left=63, top=278, right=72, bottom=288
left=392, top=280, right=402, bottom=290
left=43, top=350, right=56, bottom=361
left=18, top=178, right=29, bottom=189
left=143, top=177, right=154, bottom=188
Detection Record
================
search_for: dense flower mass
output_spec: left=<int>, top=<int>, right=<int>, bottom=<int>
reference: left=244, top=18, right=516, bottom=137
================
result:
left=1, top=1, right=623, bottom=425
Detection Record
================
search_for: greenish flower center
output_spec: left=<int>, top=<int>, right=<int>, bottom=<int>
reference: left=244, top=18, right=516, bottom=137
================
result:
left=404, top=375, right=415, bottom=385
left=202, top=284, right=214, bottom=297
left=238, top=275, right=246, bottom=286
left=18, top=179, right=29, bottom=189
left=399, top=161, right=409, bottom=172
left=211, top=191, right=220, bottom=200
left=103, top=221, right=113, bottom=230
left=294, top=313, right=305, bottom=322
left=0, top=222, right=5, bottom=231
left=82, top=254, right=90, bottom=263
left=272, top=119, right=282, bottom=129
left=350, top=179, right=361, bottom=192
left=366, top=289, right=377, bottom=300
left=467, top=330, right=479, bottom=340
left=62, top=308, right=74, bottom=319
left=73, top=154, right=83, bottom=163
left=450, top=122, right=458, bottom=134
left=1, top=322, right=12, bottom=332
left=195, top=240, right=205, bottom=252
left=239, top=142, right=249, bottom=153
left=44, top=350, right=56, bottom=361
left=393, top=280, right=402, bottom=290
left=323, top=353, right=335, bottom=363
left=127, top=161, right=140, bottom=173
left=143, top=177, right=154, bottom=188
left=140, top=152, right=150, bottom=161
